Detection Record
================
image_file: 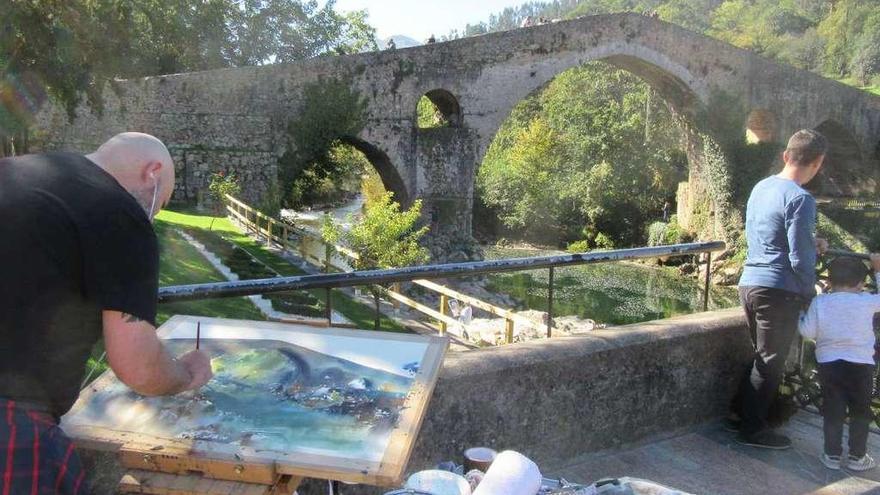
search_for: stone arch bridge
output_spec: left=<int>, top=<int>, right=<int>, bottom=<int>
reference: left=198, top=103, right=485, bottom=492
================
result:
left=36, top=13, right=880, bottom=257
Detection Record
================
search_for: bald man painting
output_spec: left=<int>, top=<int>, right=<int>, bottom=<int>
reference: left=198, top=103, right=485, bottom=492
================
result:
left=0, top=133, right=213, bottom=493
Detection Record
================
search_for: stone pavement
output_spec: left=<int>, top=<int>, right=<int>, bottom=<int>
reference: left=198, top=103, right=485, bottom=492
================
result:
left=547, top=411, right=880, bottom=495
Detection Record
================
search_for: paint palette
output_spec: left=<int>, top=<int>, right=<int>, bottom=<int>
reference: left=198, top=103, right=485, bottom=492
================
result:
left=62, top=316, right=448, bottom=486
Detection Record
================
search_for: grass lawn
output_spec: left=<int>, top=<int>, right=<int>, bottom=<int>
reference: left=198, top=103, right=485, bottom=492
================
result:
left=154, top=220, right=265, bottom=324
left=156, top=208, right=407, bottom=332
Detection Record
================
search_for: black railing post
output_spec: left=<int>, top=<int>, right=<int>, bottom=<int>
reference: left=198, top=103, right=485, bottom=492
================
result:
left=325, top=288, right=332, bottom=327
left=547, top=266, right=555, bottom=338
left=373, top=290, right=381, bottom=331
left=702, top=251, right=712, bottom=312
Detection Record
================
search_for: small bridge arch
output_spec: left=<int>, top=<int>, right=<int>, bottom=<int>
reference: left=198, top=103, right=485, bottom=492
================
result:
left=339, top=136, right=410, bottom=206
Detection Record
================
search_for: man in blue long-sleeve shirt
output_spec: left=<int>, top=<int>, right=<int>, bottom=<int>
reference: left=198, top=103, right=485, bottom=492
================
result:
left=733, top=129, right=828, bottom=449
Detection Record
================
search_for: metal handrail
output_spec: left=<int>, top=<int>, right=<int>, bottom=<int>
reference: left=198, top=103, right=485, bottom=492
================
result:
left=825, top=248, right=871, bottom=260
left=158, top=241, right=725, bottom=303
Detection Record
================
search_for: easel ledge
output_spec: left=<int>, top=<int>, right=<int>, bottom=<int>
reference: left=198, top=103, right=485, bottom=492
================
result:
left=119, top=469, right=302, bottom=495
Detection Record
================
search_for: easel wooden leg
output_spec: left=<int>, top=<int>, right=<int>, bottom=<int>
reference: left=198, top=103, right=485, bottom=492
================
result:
left=270, top=475, right=303, bottom=495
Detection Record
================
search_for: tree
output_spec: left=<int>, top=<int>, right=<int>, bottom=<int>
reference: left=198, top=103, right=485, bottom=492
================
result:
left=816, top=0, right=878, bottom=76
left=322, top=192, right=429, bottom=328
left=849, top=14, right=880, bottom=85
left=322, top=192, right=429, bottom=271
left=280, top=79, right=368, bottom=207
left=360, top=167, right=387, bottom=209
left=225, top=0, right=376, bottom=65
left=285, top=143, right=372, bottom=209
left=774, top=28, right=826, bottom=71
left=0, top=0, right=377, bottom=155
left=207, top=171, right=241, bottom=229
left=417, top=97, right=450, bottom=128
left=477, top=62, right=687, bottom=248
left=656, top=0, right=723, bottom=32
left=0, top=1, right=100, bottom=151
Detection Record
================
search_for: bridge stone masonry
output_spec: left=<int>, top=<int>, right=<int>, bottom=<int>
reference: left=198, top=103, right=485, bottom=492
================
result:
left=35, top=13, right=880, bottom=259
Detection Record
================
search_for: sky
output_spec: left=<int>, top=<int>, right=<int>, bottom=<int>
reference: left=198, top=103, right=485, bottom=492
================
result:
left=331, top=0, right=519, bottom=41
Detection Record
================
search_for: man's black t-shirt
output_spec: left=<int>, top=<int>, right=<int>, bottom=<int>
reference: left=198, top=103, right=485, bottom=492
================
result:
left=0, top=152, right=159, bottom=417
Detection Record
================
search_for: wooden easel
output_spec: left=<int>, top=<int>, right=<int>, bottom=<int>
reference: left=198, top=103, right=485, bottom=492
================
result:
left=78, top=427, right=303, bottom=494
left=118, top=470, right=301, bottom=495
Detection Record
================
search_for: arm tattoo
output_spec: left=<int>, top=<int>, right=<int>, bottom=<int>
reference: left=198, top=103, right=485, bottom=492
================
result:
left=122, top=313, right=144, bottom=323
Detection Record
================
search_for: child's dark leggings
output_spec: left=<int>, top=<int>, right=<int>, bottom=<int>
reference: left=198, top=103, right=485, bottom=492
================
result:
left=818, top=360, right=875, bottom=458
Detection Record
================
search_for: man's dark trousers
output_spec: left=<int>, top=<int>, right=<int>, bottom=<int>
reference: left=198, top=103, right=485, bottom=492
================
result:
left=737, top=286, right=805, bottom=435
left=818, top=360, right=875, bottom=458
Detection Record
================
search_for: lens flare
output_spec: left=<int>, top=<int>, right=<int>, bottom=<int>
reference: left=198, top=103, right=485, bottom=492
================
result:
left=0, top=71, right=49, bottom=135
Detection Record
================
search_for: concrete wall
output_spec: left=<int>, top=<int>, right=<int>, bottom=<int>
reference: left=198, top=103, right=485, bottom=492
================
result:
left=409, top=308, right=750, bottom=469
left=79, top=308, right=751, bottom=493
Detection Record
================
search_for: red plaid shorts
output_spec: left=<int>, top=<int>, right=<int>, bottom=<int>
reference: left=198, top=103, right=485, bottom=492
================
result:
left=0, top=400, right=87, bottom=495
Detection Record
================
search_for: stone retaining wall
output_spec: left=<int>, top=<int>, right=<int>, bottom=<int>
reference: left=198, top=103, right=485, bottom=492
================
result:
left=80, top=308, right=751, bottom=493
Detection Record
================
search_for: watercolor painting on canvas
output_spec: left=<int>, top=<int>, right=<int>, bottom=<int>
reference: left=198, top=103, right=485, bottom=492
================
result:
left=62, top=315, right=448, bottom=484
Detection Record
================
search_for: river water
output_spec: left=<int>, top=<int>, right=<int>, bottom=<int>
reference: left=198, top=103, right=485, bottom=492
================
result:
left=279, top=197, right=740, bottom=326
left=483, top=246, right=739, bottom=326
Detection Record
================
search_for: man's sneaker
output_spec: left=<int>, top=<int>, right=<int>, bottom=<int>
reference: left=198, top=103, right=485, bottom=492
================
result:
left=735, top=430, right=792, bottom=450
left=847, top=454, right=877, bottom=471
left=722, top=418, right=742, bottom=433
left=820, top=453, right=842, bottom=470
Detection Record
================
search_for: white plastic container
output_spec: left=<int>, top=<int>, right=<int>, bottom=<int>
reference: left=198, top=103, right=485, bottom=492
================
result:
left=404, top=470, right=473, bottom=495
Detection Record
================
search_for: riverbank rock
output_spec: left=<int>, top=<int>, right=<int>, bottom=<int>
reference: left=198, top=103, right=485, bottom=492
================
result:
left=461, top=311, right=608, bottom=346
left=402, top=277, right=522, bottom=313
left=711, top=258, right=743, bottom=286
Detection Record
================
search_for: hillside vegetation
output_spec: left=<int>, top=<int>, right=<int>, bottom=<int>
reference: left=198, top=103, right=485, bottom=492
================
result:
left=449, top=1, right=880, bottom=94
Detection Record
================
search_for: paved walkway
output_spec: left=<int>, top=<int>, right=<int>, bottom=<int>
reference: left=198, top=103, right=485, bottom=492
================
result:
left=548, top=411, right=880, bottom=495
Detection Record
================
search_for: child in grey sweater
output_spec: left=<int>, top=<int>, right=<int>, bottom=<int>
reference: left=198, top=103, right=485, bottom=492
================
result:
left=799, top=253, right=880, bottom=471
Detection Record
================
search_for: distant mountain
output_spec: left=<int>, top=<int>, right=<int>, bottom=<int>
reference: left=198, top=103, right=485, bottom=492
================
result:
left=380, top=35, right=420, bottom=49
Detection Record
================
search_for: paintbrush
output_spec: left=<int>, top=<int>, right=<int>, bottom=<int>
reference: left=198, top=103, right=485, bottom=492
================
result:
left=196, top=321, right=201, bottom=350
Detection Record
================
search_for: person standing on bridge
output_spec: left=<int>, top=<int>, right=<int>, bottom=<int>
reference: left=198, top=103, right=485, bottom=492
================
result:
left=799, top=253, right=880, bottom=471
left=0, top=133, right=213, bottom=493
left=733, top=129, right=828, bottom=449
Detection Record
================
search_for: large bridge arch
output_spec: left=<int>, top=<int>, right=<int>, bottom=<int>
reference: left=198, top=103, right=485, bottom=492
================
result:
left=446, top=44, right=735, bottom=249
left=459, top=42, right=711, bottom=163
left=466, top=46, right=709, bottom=165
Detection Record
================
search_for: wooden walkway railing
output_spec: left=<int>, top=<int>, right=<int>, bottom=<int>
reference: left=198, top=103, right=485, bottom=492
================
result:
left=223, top=195, right=544, bottom=342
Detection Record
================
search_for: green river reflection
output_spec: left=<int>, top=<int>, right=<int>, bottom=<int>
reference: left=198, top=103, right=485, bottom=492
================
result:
left=484, top=246, right=740, bottom=326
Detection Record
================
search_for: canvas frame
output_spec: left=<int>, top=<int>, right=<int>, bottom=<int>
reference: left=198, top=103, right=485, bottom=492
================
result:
left=62, top=315, right=448, bottom=487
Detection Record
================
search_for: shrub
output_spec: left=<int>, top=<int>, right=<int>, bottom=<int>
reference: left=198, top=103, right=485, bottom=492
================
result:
left=207, top=172, right=242, bottom=229
left=208, top=171, right=241, bottom=206
left=593, top=232, right=615, bottom=250
left=566, top=239, right=591, bottom=253
left=647, top=215, right=690, bottom=247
